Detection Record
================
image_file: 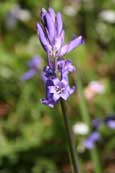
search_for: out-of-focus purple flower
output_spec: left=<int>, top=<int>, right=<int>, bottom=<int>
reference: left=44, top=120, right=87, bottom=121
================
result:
left=107, top=120, right=115, bottom=129
left=84, top=131, right=101, bottom=149
left=48, top=78, right=75, bottom=102
left=5, top=5, right=31, bottom=30
left=92, top=119, right=102, bottom=129
left=36, top=8, right=84, bottom=59
left=92, top=115, right=115, bottom=129
left=21, top=69, right=37, bottom=80
left=21, top=56, right=41, bottom=80
left=104, top=115, right=115, bottom=129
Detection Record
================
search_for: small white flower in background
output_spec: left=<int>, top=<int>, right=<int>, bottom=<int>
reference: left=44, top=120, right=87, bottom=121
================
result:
left=63, top=6, right=77, bottom=16
left=73, top=122, right=89, bottom=135
left=99, top=10, right=115, bottom=24
left=84, top=80, right=105, bottom=101
left=17, top=8, right=31, bottom=22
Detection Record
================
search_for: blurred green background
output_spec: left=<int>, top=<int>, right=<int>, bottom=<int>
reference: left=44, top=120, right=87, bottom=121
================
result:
left=0, top=0, right=115, bottom=172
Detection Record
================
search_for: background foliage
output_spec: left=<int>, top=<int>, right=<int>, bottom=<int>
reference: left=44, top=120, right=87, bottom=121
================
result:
left=0, top=0, right=115, bottom=172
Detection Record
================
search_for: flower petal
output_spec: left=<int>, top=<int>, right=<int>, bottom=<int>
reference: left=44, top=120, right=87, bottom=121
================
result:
left=107, top=120, right=115, bottom=129
left=53, top=93, right=60, bottom=101
left=56, top=12, right=63, bottom=35
left=40, top=98, right=55, bottom=108
left=36, top=23, right=52, bottom=53
left=52, top=78, right=60, bottom=85
left=44, top=13, right=55, bottom=44
left=40, top=8, right=47, bottom=22
left=48, top=86, right=55, bottom=93
left=48, top=8, right=56, bottom=23
left=59, top=36, right=84, bottom=56
left=61, top=92, right=69, bottom=100
left=21, top=69, right=36, bottom=80
left=27, top=56, right=41, bottom=69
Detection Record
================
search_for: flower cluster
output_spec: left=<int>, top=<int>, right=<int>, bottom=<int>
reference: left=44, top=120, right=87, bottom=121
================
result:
left=36, top=8, right=84, bottom=107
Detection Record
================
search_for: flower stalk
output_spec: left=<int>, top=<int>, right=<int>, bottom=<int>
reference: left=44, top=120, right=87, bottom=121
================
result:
left=60, top=99, right=81, bottom=173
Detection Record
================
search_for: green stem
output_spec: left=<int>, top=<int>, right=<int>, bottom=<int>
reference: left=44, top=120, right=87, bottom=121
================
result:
left=46, top=0, right=50, bottom=7
left=77, top=69, right=102, bottom=173
left=60, top=99, right=81, bottom=173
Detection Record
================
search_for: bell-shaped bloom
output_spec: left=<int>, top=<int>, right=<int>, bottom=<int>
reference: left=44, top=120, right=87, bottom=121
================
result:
left=40, top=59, right=76, bottom=107
left=36, top=8, right=84, bottom=59
left=41, top=79, right=57, bottom=108
left=84, top=131, right=101, bottom=149
left=21, top=56, right=41, bottom=80
left=48, top=78, right=75, bottom=102
left=58, top=59, right=75, bottom=80
left=41, top=64, right=56, bottom=82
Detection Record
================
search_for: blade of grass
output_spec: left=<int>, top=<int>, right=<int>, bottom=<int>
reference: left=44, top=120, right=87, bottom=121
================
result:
left=76, top=67, right=102, bottom=173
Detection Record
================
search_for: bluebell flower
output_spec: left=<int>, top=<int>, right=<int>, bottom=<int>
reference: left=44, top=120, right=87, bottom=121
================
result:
left=41, top=59, right=76, bottom=107
left=84, top=131, right=101, bottom=150
left=41, top=79, right=57, bottom=108
left=48, top=78, right=75, bottom=102
left=21, top=56, right=41, bottom=80
left=58, top=59, right=75, bottom=80
left=36, top=8, right=83, bottom=107
left=41, top=64, right=56, bottom=82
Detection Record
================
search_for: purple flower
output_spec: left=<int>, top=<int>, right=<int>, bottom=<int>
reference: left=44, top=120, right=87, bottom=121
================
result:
left=84, top=131, right=101, bottom=149
left=48, top=78, right=75, bottom=102
left=41, top=79, right=57, bottom=108
left=41, top=64, right=56, bottom=82
left=105, top=115, right=115, bottom=129
left=36, top=8, right=84, bottom=59
left=40, top=59, right=76, bottom=107
left=58, top=59, right=75, bottom=80
left=92, top=119, right=102, bottom=129
left=21, top=56, right=41, bottom=80
left=107, top=120, right=115, bottom=129
left=59, top=36, right=84, bottom=57
left=37, top=7, right=80, bottom=108
left=92, top=115, right=115, bottom=129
